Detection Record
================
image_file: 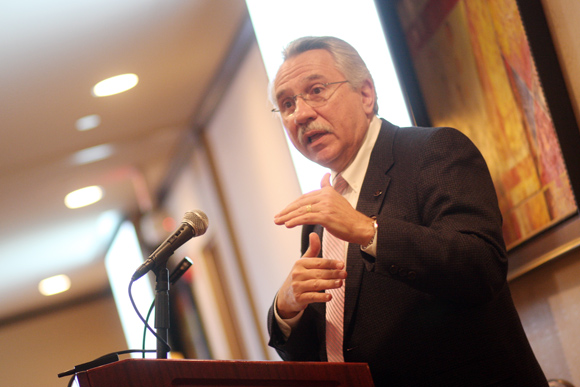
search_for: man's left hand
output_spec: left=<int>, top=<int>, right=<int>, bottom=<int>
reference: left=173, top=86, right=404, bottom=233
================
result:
left=274, top=173, right=375, bottom=246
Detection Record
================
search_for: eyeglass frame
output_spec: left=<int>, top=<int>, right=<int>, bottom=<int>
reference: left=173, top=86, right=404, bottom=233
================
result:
left=271, top=80, right=350, bottom=116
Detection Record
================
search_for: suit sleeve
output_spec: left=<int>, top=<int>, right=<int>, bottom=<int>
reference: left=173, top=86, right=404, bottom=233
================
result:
left=267, top=295, right=322, bottom=361
left=266, top=224, right=324, bottom=361
left=368, top=127, right=507, bottom=305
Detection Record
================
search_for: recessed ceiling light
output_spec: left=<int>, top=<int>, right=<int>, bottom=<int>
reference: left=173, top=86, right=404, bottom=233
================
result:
left=71, top=144, right=114, bottom=165
left=39, top=274, right=71, bottom=296
left=92, top=73, right=138, bottom=97
left=65, top=186, right=104, bottom=209
left=76, top=114, right=101, bottom=131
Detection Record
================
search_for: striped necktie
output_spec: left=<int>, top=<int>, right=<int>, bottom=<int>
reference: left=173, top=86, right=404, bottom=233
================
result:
left=324, top=174, right=349, bottom=362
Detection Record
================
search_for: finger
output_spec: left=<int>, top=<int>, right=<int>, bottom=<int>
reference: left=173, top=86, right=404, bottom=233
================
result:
left=275, top=200, right=301, bottom=218
left=292, top=259, right=347, bottom=280
left=293, top=275, right=344, bottom=291
left=274, top=203, right=313, bottom=225
left=274, top=200, right=308, bottom=223
left=291, top=279, right=344, bottom=306
left=304, top=268, right=347, bottom=281
left=320, top=173, right=331, bottom=188
left=303, top=232, right=321, bottom=258
left=300, top=257, right=345, bottom=272
left=274, top=190, right=321, bottom=219
left=296, top=291, right=332, bottom=304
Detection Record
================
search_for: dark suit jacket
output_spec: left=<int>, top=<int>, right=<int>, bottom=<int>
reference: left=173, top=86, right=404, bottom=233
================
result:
left=268, top=120, right=548, bottom=387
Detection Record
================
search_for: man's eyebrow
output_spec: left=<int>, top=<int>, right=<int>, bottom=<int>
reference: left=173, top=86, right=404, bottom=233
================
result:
left=304, top=74, right=324, bottom=82
left=275, top=88, right=289, bottom=102
left=275, top=74, right=326, bottom=101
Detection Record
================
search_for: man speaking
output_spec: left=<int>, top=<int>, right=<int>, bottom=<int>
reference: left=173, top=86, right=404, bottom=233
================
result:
left=267, top=36, right=548, bottom=387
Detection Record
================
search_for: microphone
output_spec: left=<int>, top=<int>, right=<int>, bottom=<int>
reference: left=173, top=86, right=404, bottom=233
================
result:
left=132, top=210, right=208, bottom=281
left=169, top=257, right=193, bottom=284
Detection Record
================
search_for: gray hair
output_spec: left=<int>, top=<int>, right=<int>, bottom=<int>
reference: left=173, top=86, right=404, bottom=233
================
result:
left=271, top=36, right=378, bottom=114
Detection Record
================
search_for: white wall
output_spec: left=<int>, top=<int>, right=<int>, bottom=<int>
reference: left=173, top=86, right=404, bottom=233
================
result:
left=164, top=41, right=304, bottom=360
left=204, top=42, right=303, bottom=317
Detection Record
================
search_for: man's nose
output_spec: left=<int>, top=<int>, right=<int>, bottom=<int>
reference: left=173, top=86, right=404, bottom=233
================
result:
left=293, top=97, right=317, bottom=125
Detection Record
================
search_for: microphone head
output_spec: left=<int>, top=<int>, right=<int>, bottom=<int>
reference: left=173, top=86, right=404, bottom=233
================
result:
left=183, top=210, right=209, bottom=235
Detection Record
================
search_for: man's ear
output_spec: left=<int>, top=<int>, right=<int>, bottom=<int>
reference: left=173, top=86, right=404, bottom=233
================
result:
left=359, top=79, right=376, bottom=116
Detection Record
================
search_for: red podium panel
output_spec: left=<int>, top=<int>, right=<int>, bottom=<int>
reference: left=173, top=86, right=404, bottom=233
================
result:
left=75, top=358, right=374, bottom=387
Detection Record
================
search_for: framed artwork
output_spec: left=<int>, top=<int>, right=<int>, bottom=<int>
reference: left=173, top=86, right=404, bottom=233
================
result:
left=375, top=0, right=580, bottom=278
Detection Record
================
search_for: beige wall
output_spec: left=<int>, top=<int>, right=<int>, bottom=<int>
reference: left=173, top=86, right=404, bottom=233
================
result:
left=541, top=0, right=580, bottom=126
left=0, top=293, right=126, bottom=387
left=511, top=249, right=580, bottom=383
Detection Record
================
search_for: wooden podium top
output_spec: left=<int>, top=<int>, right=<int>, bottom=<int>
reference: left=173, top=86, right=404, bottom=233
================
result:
left=75, top=358, right=375, bottom=387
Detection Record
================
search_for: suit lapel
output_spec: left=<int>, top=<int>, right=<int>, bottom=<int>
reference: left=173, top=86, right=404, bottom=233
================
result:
left=343, top=119, right=397, bottom=338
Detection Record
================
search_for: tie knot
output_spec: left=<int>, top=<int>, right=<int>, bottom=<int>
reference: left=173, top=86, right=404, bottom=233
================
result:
left=333, top=174, right=349, bottom=194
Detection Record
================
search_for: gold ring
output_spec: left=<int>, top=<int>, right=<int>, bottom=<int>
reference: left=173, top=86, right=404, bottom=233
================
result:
left=306, top=204, right=312, bottom=213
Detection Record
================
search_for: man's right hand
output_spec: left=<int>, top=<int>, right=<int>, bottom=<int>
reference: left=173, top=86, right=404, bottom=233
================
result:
left=276, top=232, right=347, bottom=319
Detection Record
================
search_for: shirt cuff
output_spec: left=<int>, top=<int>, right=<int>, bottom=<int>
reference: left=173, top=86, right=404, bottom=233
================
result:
left=273, top=293, right=304, bottom=339
left=360, top=219, right=378, bottom=256
left=360, top=237, right=377, bottom=256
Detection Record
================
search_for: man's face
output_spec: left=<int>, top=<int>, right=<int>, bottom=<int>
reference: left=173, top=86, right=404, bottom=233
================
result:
left=273, top=49, right=374, bottom=172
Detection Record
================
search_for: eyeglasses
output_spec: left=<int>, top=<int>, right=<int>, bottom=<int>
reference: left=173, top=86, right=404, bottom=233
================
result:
left=272, top=80, right=349, bottom=117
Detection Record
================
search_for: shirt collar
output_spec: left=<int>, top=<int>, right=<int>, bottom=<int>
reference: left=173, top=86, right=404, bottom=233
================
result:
left=331, top=116, right=381, bottom=193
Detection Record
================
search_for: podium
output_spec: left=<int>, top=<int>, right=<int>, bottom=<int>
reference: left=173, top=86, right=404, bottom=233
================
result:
left=74, top=358, right=375, bottom=386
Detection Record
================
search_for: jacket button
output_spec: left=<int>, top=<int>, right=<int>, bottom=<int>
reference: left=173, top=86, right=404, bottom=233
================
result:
left=407, top=271, right=417, bottom=280
left=389, top=265, right=399, bottom=275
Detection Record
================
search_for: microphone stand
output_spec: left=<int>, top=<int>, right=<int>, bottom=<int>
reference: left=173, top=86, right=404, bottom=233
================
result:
left=154, top=264, right=170, bottom=359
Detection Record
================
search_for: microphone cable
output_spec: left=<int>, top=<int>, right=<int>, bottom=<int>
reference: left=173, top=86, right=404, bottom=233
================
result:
left=128, top=279, right=171, bottom=354
left=59, top=349, right=156, bottom=386
left=140, top=257, right=193, bottom=357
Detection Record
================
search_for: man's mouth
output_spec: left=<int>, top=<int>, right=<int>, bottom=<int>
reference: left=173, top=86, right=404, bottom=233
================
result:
left=307, top=132, right=326, bottom=144
left=299, top=124, right=332, bottom=147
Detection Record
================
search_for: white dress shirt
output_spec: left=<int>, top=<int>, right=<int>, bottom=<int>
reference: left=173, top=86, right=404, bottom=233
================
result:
left=275, top=116, right=382, bottom=337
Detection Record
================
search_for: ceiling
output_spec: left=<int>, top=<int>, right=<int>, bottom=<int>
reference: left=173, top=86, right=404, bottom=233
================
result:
left=0, top=0, right=249, bottom=322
